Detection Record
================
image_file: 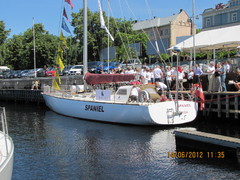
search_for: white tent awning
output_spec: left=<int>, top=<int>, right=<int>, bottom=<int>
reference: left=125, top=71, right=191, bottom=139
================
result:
left=170, top=25, right=240, bottom=52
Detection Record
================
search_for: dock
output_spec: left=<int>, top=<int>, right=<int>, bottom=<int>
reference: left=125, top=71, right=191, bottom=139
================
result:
left=172, top=91, right=240, bottom=120
left=174, top=129, right=240, bottom=149
left=203, top=92, right=240, bottom=119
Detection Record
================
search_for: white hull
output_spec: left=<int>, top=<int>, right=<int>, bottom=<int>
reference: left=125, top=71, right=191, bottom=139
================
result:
left=42, top=93, right=198, bottom=125
left=0, top=131, right=14, bottom=180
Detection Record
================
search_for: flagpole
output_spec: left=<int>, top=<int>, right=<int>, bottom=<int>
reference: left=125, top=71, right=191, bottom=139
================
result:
left=33, top=17, right=37, bottom=78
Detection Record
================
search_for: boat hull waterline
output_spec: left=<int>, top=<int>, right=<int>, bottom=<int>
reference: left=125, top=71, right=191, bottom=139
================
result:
left=42, top=94, right=198, bottom=125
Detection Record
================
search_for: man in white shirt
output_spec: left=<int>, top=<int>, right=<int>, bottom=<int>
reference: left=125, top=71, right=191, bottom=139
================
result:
left=207, top=61, right=215, bottom=92
left=156, top=82, right=168, bottom=96
left=153, top=65, right=163, bottom=83
left=129, top=86, right=140, bottom=102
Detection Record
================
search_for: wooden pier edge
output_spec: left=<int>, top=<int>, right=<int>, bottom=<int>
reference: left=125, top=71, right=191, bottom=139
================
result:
left=174, top=129, right=240, bottom=149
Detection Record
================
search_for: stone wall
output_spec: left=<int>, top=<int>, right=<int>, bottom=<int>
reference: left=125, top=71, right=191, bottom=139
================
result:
left=0, top=75, right=84, bottom=90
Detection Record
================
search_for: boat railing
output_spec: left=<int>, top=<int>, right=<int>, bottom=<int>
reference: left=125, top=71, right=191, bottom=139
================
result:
left=0, top=107, right=9, bottom=157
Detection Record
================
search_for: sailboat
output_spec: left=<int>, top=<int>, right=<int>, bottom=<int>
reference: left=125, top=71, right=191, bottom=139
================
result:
left=42, top=0, right=198, bottom=125
left=0, top=107, right=14, bottom=180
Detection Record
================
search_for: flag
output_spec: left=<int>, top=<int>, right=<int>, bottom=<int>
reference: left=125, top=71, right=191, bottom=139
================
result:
left=195, top=83, right=205, bottom=110
left=97, top=0, right=114, bottom=41
left=60, top=31, right=68, bottom=48
left=63, top=8, right=69, bottom=22
left=52, top=78, right=61, bottom=90
left=62, top=18, right=71, bottom=34
left=54, top=69, right=61, bottom=84
left=56, top=55, right=65, bottom=72
left=65, top=0, right=74, bottom=9
left=58, top=45, right=64, bottom=55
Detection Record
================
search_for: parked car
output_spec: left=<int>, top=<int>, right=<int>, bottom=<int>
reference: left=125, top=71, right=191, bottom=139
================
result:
left=36, top=68, right=47, bottom=77
left=26, top=69, right=37, bottom=78
left=68, top=65, right=83, bottom=75
left=13, top=70, right=22, bottom=78
left=96, top=62, right=120, bottom=73
left=19, top=70, right=30, bottom=78
left=46, top=68, right=56, bottom=77
left=62, top=65, right=73, bottom=76
left=3, top=70, right=15, bottom=79
left=88, top=61, right=101, bottom=73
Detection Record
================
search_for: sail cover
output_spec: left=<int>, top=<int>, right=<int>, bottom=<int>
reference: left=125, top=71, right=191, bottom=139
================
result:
left=84, top=72, right=135, bottom=85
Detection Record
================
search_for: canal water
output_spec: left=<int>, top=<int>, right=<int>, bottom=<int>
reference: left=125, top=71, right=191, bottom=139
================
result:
left=1, top=102, right=240, bottom=180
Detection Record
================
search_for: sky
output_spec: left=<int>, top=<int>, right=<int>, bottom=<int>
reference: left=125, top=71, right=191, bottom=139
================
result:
left=0, top=0, right=229, bottom=37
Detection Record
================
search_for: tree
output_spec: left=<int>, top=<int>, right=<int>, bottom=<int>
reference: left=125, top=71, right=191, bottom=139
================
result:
left=71, top=9, right=148, bottom=62
left=3, top=23, right=59, bottom=69
left=0, top=21, right=10, bottom=45
left=0, top=21, right=10, bottom=65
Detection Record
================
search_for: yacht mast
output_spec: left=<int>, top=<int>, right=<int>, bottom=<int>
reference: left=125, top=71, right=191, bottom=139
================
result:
left=192, top=0, right=196, bottom=67
left=83, top=0, right=88, bottom=75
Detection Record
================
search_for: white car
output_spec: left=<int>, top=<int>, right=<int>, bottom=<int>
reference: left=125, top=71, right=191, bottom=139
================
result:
left=121, top=59, right=142, bottom=69
left=68, top=65, right=83, bottom=75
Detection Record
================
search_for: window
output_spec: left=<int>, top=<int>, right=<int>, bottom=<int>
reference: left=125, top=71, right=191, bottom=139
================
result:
left=149, top=31, right=154, bottom=38
left=164, top=29, right=169, bottom=35
left=160, top=30, right=163, bottom=36
left=232, top=12, right=237, bottom=22
left=206, top=18, right=211, bottom=27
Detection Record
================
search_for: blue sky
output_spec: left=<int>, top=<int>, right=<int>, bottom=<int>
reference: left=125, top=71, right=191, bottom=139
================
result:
left=0, top=0, right=228, bottom=37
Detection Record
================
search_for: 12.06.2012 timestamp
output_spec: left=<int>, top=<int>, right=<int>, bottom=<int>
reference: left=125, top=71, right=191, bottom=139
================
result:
left=167, top=151, right=225, bottom=158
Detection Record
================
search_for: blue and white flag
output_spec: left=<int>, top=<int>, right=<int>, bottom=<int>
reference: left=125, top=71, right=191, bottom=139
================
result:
left=62, top=18, right=71, bottom=34
left=97, top=0, right=114, bottom=41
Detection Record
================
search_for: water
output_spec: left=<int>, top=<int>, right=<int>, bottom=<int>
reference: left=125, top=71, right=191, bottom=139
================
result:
left=1, top=102, right=240, bottom=180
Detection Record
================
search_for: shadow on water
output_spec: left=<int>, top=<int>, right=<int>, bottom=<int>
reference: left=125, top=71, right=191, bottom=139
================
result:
left=1, top=101, right=240, bottom=180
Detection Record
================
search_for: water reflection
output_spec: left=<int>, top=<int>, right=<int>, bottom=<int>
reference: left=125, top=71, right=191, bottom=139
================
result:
left=43, top=111, right=176, bottom=179
left=0, top=102, right=239, bottom=180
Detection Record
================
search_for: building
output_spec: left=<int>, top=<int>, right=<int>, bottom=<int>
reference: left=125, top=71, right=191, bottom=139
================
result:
left=132, top=9, right=193, bottom=55
left=202, top=0, right=240, bottom=30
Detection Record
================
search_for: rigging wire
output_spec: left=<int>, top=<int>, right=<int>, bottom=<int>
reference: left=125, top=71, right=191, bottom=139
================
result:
left=117, top=0, right=135, bottom=59
left=123, top=0, right=166, bottom=63
left=107, top=1, right=131, bottom=61
left=144, top=0, right=170, bottom=63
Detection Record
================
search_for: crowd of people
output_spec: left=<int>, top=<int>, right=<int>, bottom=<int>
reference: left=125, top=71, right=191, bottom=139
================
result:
left=99, top=60, right=240, bottom=92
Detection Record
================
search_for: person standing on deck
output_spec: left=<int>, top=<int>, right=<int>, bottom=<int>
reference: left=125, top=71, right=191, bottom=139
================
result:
left=188, top=68, right=194, bottom=90
left=193, top=64, right=203, bottom=84
left=153, top=65, right=163, bottom=83
left=214, top=63, right=222, bottom=92
left=220, top=62, right=227, bottom=92
left=166, top=66, right=172, bottom=89
left=207, top=61, right=215, bottom=92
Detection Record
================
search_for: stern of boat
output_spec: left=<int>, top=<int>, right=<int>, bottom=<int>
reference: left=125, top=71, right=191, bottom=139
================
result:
left=148, top=100, right=198, bottom=125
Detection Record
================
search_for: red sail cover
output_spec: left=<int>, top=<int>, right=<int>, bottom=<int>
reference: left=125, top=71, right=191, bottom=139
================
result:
left=84, top=72, right=135, bottom=85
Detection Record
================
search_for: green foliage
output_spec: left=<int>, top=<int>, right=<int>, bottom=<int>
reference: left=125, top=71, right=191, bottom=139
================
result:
left=2, top=23, right=59, bottom=69
left=71, top=8, right=148, bottom=62
left=0, top=21, right=11, bottom=65
left=0, top=21, right=10, bottom=45
left=160, top=53, right=171, bottom=61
